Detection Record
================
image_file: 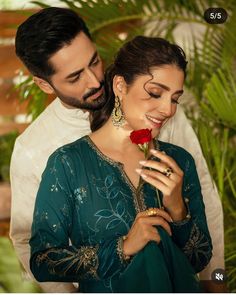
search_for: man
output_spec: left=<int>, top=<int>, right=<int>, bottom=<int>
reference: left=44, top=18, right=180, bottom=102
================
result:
left=10, top=7, right=225, bottom=293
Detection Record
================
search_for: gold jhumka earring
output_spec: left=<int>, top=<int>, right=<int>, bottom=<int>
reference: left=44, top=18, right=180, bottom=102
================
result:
left=111, top=95, right=125, bottom=127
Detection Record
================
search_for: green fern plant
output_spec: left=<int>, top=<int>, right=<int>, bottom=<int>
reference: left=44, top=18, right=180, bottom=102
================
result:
left=190, top=65, right=236, bottom=291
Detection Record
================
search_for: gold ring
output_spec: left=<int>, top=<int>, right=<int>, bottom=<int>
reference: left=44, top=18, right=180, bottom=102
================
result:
left=146, top=208, right=158, bottom=217
left=163, top=167, right=173, bottom=177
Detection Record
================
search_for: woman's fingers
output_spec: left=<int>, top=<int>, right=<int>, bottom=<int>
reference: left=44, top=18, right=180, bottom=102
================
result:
left=124, top=208, right=173, bottom=255
left=150, top=149, right=183, bottom=175
left=145, top=216, right=172, bottom=236
left=136, top=212, right=172, bottom=236
left=136, top=169, right=171, bottom=195
left=139, top=159, right=175, bottom=176
left=136, top=167, right=175, bottom=183
left=149, top=228, right=161, bottom=244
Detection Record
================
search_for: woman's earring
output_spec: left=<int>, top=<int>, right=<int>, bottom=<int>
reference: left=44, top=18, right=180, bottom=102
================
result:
left=111, top=95, right=125, bottom=127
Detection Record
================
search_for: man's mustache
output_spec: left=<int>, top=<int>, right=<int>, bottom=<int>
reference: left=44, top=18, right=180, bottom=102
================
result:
left=83, top=80, right=104, bottom=100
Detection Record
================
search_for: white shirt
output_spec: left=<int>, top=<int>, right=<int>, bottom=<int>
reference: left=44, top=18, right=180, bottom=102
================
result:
left=10, top=98, right=224, bottom=292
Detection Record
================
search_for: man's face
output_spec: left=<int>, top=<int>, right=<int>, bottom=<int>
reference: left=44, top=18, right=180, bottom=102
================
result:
left=48, top=32, right=105, bottom=111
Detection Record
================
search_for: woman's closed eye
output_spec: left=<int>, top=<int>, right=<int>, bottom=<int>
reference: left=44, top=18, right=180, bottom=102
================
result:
left=171, top=99, right=179, bottom=104
left=146, top=91, right=182, bottom=104
left=148, top=92, right=161, bottom=99
left=171, top=94, right=182, bottom=104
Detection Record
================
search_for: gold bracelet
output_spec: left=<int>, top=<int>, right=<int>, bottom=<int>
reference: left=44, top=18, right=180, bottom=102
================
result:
left=117, top=235, right=131, bottom=263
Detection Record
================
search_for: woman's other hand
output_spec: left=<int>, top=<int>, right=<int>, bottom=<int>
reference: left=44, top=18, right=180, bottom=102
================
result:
left=136, top=149, right=186, bottom=221
left=123, top=208, right=172, bottom=257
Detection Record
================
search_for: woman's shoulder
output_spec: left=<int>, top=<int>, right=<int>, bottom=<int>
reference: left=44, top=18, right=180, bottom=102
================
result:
left=157, top=140, right=195, bottom=165
left=47, top=135, right=90, bottom=163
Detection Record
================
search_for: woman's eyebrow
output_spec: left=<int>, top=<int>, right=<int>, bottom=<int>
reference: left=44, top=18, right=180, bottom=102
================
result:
left=149, top=81, right=183, bottom=94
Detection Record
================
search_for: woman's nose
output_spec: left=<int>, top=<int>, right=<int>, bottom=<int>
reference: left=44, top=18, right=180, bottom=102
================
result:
left=155, top=97, right=173, bottom=117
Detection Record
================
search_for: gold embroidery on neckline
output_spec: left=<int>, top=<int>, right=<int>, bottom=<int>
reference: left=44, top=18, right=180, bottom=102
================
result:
left=83, top=136, right=160, bottom=214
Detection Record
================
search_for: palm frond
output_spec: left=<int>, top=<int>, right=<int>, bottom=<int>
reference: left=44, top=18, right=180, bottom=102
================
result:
left=14, top=72, right=47, bottom=120
left=202, top=68, right=236, bottom=129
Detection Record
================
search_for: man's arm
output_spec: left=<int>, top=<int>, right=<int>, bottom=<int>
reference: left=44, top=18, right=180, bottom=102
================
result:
left=159, top=106, right=225, bottom=292
left=9, top=140, right=76, bottom=293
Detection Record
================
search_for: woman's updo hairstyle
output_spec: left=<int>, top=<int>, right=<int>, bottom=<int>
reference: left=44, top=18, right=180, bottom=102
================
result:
left=91, top=36, right=187, bottom=131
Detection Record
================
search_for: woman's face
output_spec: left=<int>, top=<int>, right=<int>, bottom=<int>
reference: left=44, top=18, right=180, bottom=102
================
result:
left=121, top=65, right=185, bottom=138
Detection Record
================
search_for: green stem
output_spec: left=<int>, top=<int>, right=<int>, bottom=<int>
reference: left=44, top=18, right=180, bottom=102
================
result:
left=156, top=188, right=162, bottom=209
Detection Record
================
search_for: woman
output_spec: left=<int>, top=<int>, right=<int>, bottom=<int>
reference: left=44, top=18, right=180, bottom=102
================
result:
left=30, top=36, right=212, bottom=292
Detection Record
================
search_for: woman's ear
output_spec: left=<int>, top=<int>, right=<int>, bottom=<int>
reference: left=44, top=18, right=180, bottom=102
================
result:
left=113, top=75, right=127, bottom=98
left=33, top=76, right=54, bottom=94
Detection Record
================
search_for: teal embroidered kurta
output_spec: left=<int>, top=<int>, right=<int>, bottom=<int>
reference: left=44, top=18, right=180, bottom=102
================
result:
left=30, top=136, right=212, bottom=292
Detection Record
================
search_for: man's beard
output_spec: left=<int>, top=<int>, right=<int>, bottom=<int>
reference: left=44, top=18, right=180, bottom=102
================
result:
left=52, top=81, right=106, bottom=111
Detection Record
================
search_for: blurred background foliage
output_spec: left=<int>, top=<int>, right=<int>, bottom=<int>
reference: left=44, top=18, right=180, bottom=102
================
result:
left=0, top=237, right=41, bottom=292
left=1, top=0, right=236, bottom=292
left=0, top=131, right=18, bottom=182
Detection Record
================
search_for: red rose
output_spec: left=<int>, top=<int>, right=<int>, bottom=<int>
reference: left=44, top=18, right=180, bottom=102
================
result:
left=130, top=129, right=152, bottom=145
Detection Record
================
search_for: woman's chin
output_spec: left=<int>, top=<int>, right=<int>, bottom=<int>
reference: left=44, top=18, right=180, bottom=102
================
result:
left=151, top=129, right=160, bottom=139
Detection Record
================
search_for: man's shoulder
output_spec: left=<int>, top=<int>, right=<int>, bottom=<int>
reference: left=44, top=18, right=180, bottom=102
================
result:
left=16, top=100, right=56, bottom=144
left=11, top=100, right=59, bottom=166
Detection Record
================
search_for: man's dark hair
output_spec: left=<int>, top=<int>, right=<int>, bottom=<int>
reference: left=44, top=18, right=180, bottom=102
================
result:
left=15, top=7, right=91, bottom=80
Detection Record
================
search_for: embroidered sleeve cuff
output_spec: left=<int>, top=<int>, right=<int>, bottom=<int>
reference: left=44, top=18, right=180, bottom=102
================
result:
left=172, top=197, right=191, bottom=226
left=170, top=198, right=194, bottom=248
left=116, top=236, right=131, bottom=264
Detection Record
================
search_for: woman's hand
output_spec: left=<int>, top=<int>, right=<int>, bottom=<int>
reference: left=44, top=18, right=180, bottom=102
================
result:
left=123, top=208, right=172, bottom=257
left=135, top=149, right=186, bottom=221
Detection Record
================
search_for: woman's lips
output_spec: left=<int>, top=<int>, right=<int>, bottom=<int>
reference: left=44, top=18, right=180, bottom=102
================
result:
left=145, top=115, right=164, bottom=128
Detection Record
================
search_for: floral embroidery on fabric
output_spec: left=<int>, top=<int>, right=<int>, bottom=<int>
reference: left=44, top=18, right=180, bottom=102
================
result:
left=36, top=245, right=99, bottom=279
left=48, top=150, right=75, bottom=194
left=51, top=222, right=62, bottom=233
left=182, top=223, right=212, bottom=269
left=74, top=187, right=87, bottom=204
left=89, top=174, right=133, bottom=233
left=61, top=204, right=70, bottom=218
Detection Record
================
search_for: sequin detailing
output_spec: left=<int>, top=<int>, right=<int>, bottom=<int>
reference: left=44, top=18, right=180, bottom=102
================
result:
left=74, top=187, right=87, bottom=204
left=117, top=236, right=124, bottom=264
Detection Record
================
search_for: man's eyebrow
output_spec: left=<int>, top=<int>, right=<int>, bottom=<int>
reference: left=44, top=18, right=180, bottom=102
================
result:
left=149, top=81, right=183, bottom=94
left=65, top=51, right=98, bottom=80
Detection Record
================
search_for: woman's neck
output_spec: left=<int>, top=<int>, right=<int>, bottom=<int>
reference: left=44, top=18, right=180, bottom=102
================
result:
left=90, top=117, right=155, bottom=153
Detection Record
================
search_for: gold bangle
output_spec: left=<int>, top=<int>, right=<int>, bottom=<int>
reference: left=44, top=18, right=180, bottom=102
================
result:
left=117, top=235, right=131, bottom=263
